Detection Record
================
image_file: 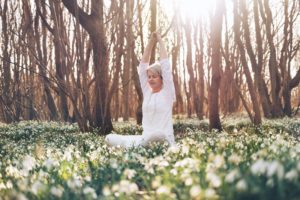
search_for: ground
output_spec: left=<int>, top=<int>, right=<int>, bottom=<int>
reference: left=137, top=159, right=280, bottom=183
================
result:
left=0, top=117, right=300, bottom=200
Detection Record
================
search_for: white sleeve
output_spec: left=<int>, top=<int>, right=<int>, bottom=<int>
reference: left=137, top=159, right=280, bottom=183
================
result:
left=138, top=62, right=149, bottom=94
left=160, top=59, right=176, bottom=102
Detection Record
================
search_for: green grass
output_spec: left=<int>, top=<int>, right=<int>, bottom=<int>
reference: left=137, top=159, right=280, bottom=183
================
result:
left=0, top=117, right=300, bottom=200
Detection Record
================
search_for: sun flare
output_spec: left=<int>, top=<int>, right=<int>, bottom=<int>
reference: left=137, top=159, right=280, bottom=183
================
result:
left=179, top=0, right=215, bottom=19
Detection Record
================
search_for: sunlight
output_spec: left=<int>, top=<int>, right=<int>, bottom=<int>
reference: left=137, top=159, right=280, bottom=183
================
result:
left=179, top=0, right=215, bottom=19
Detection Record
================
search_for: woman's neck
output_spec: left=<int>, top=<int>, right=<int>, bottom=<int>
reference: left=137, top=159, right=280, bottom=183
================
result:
left=152, top=87, right=162, bottom=93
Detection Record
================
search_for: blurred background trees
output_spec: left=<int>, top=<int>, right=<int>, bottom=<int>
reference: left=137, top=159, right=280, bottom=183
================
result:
left=0, top=0, right=299, bottom=133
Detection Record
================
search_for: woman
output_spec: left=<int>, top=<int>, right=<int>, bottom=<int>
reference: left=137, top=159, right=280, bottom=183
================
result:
left=105, top=32, right=176, bottom=148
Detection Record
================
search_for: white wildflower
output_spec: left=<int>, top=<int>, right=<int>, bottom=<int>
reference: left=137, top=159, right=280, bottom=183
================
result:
left=156, top=185, right=171, bottom=195
left=67, top=178, right=82, bottom=190
left=83, top=186, right=97, bottom=199
left=123, top=168, right=136, bottom=179
left=185, top=177, right=193, bottom=186
left=110, top=159, right=118, bottom=169
left=236, top=179, right=247, bottom=191
left=168, top=145, right=180, bottom=154
left=225, top=169, right=240, bottom=183
left=43, top=158, right=59, bottom=170
left=266, top=178, right=274, bottom=187
left=189, top=185, right=202, bottom=198
left=63, top=150, right=72, bottom=161
left=31, top=181, right=46, bottom=195
left=0, top=182, right=6, bottom=190
left=170, top=168, right=178, bottom=176
left=16, top=193, right=28, bottom=200
left=151, top=176, right=161, bottom=189
left=182, top=144, right=190, bottom=155
left=50, top=186, right=64, bottom=198
left=267, top=161, right=284, bottom=179
left=102, top=186, right=111, bottom=196
left=118, top=180, right=138, bottom=194
left=5, top=180, right=13, bottom=189
left=213, top=155, right=225, bottom=169
left=250, top=159, right=268, bottom=175
left=206, top=172, right=221, bottom=188
left=22, top=155, right=36, bottom=175
left=285, top=169, right=298, bottom=182
left=228, top=153, right=242, bottom=165
left=204, top=188, right=217, bottom=199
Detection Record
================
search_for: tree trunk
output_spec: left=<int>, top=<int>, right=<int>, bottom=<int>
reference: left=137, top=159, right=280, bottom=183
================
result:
left=259, top=0, right=283, bottom=117
left=1, top=0, right=13, bottom=122
left=196, top=19, right=205, bottom=119
left=234, top=0, right=261, bottom=125
left=49, top=1, right=70, bottom=121
left=35, top=0, right=58, bottom=120
left=122, top=0, right=133, bottom=121
left=62, top=0, right=112, bottom=134
left=252, top=0, right=272, bottom=118
left=208, top=0, right=224, bottom=131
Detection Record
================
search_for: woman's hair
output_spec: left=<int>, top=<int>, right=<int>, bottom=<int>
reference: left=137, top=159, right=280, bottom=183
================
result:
left=147, top=62, right=162, bottom=76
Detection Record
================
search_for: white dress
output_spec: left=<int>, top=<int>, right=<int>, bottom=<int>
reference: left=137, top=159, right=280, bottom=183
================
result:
left=105, top=59, right=176, bottom=148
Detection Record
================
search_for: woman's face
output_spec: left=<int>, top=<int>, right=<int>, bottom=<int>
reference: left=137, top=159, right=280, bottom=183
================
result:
left=147, top=70, right=163, bottom=93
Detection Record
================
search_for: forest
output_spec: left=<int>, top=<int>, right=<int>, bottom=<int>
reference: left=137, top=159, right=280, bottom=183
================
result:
left=0, top=0, right=299, bottom=133
left=0, top=0, right=300, bottom=199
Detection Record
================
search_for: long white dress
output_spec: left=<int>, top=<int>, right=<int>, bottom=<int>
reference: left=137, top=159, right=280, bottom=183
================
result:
left=105, top=58, right=176, bottom=148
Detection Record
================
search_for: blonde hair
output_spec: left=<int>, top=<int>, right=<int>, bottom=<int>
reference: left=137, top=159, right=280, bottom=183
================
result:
left=146, top=62, right=162, bottom=76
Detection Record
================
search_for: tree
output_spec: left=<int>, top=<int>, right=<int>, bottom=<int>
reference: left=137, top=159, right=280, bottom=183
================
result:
left=234, top=0, right=261, bottom=125
left=61, top=0, right=112, bottom=134
left=209, top=0, right=225, bottom=131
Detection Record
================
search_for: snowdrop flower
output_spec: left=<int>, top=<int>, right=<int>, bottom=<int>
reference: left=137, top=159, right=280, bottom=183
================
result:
left=267, top=161, right=284, bottom=179
left=144, top=163, right=155, bottom=174
left=84, top=176, right=91, bottom=182
left=170, top=168, right=178, bottom=176
left=123, top=168, right=136, bottom=179
left=15, top=193, right=28, bottom=200
left=83, top=186, right=97, bottom=199
left=225, top=169, right=240, bottom=183
left=110, top=159, right=118, bottom=169
left=236, top=179, right=247, bottom=191
left=285, top=169, right=298, bottom=182
left=228, top=153, right=242, bottom=165
left=118, top=180, right=138, bottom=194
left=219, top=137, right=227, bottom=148
left=213, top=155, right=225, bottom=169
left=189, top=185, right=202, bottom=199
left=152, top=176, right=161, bottom=189
left=50, top=186, right=64, bottom=198
left=266, top=178, right=274, bottom=187
left=22, top=155, right=36, bottom=173
left=168, top=145, right=180, bottom=154
left=185, top=177, right=193, bottom=186
left=63, top=150, right=72, bottom=161
left=206, top=172, right=221, bottom=188
left=6, top=181, right=13, bottom=189
left=175, top=158, right=199, bottom=172
left=102, top=186, right=111, bottom=196
left=156, top=185, right=171, bottom=195
left=111, top=184, right=119, bottom=193
left=0, top=182, right=6, bottom=190
left=250, top=159, right=268, bottom=175
left=5, top=165, right=21, bottom=178
left=43, top=158, right=59, bottom=170
left=31, top=181, right=46, bottom=195
left=296, top=162, right=300, bottom=171
left=181, top=144, right=190, bottom=155
left=67, top=178, right=82, bottom=190
left=204, top=188, right=217, bottom=199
